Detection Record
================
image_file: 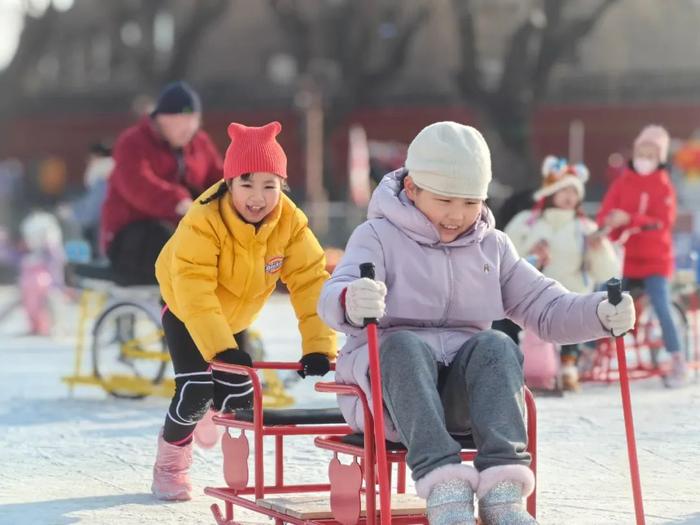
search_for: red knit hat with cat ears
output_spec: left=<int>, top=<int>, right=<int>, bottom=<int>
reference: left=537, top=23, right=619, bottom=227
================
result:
left=224, top=121, right=288, bottom=180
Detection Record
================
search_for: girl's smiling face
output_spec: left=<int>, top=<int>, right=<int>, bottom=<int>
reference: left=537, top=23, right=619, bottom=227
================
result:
left=404, top=175, right=483, bottom=243
left=229, top=172, right=282, bottom=224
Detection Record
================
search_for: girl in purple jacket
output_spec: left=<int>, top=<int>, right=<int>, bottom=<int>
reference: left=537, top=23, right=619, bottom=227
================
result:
left=318, top=122, right=635, bottom=525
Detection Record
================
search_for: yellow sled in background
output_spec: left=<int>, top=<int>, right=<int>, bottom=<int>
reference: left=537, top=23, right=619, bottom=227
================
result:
left=62, top=286, right=294, bottom=408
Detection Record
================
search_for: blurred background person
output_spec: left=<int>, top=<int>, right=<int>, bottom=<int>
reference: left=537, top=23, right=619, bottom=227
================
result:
left=18, top=211, right=65, bottom=335
left=100, top=81, right=223, bottom=284
left=597, top=125, right=685, bottom=388
left=506, top=156, right=620, bottom=391
left=57, top=142, right=113, bottom=258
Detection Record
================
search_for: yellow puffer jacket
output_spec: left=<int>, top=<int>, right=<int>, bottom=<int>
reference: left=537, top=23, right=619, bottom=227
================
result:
left=156, top=183, right=337, bottom=362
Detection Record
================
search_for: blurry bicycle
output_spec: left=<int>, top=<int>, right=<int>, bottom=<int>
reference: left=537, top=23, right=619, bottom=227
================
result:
left=63, top=258, right=293, bottom=406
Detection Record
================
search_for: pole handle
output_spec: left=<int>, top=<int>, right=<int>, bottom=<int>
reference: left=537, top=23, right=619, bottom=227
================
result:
left=606, top=277, right=623, bottom=306
left=360, top=263, right=377, bottom=327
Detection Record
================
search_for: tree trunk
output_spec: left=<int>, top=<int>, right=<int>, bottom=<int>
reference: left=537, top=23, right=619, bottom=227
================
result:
left=474, top=101, right=537, bottom=192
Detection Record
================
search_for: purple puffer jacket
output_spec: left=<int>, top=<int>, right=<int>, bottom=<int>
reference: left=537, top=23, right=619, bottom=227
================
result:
left=318, top=169, right=608, bottom=440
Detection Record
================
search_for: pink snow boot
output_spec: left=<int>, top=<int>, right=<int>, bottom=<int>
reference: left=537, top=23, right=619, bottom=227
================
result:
left=193, top=408, right=220, bottom=449
left=151, top=431, right=193, bottom=501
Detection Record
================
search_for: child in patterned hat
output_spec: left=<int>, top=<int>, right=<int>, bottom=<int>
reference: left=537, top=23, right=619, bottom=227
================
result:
left=505, top=156, right=620, bottom=390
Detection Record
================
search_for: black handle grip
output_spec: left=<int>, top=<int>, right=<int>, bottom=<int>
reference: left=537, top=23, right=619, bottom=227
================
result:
left=606, top=277, right=622, bottom=306
left=360, top=262, right=375, bottom=280
left=359, top=263, right=377, bottom=326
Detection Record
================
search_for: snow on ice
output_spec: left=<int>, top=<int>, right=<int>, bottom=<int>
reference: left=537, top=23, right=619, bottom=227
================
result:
left=1, top=290, right=699, bottom=524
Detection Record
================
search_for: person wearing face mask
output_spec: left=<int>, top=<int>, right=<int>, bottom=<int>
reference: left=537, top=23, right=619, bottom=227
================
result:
left=100, top=81, right=223, bottom=284
left=597, top=125, right=685, bottom=388
left=505, top=156, right=620, bottom=390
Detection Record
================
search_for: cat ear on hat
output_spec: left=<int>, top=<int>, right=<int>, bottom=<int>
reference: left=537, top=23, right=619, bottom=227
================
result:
left=227, top=121, right=282, bottom=141
left=227, top=122, right=247, bottom=140
left=262, top=121, right=282, bottom=138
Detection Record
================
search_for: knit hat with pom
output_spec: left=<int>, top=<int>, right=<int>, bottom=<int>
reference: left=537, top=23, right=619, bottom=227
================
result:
left=533, top=156, right=589, bottom=201
left=224, top=121, right=287, bottom=180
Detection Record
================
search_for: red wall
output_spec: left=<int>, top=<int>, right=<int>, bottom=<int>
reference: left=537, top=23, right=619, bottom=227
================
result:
left=0, top=109, right=303, bottom=189
left=533, top=103, right=700, bottom=191
left=3, top=102, right=700, bottom=196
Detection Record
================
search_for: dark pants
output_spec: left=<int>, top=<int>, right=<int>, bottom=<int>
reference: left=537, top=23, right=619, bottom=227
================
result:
left=107, top=220, right=174, bottom=285
left=380, top=330, right=530, bottom=480
left=161, top=308, right=251, bottom=444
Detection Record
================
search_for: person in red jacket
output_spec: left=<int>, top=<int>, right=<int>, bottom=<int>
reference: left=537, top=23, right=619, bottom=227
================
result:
left=597, top=124, right=686, bottom=388
left=100, top=81, right=223, bottom=284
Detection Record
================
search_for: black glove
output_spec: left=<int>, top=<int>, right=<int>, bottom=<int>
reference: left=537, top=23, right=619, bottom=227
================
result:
left=297, top=353, right=331, bottom=378
left=212, top=348, right=254, bottom=412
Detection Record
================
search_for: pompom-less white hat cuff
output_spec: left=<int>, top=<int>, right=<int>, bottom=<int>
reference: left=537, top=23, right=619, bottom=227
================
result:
left=410, top=170, right=488, bottom=199
left=533, top=175, right=584, bottom=201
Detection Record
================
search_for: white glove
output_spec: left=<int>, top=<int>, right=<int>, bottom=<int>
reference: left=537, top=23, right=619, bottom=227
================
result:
left=596, top=293, right=635, bottom=337
left=345, top=278, right=387, bottom=327
left=175, top=198, right=193, bottom=216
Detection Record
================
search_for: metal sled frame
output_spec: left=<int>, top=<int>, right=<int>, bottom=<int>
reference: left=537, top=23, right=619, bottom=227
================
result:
left=205, top=361, right=537, bottom=525
left=581, top=288, right=700, bottom=384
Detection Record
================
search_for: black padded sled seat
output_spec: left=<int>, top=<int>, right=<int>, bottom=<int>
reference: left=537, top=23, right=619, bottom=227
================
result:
left=69, top=262, right=117, bottom=281
left=65, top=262, right=156, bottom=288
left=340, top=432, right=476, bottom=451
left=232, top=407, right=345, bottom=426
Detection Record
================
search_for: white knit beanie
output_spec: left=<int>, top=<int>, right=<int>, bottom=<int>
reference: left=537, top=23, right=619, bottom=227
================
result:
left=405, top=121, right=492, bottom=199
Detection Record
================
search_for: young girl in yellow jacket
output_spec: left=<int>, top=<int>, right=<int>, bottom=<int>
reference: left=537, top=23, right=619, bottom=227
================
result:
left=151, top=121, right=337, bottom=501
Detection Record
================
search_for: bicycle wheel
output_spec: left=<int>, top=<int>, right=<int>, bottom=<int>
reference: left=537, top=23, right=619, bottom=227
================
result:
left=637, top=299, right=689, bottom=365
left=91, top=301, right=168, bottom=399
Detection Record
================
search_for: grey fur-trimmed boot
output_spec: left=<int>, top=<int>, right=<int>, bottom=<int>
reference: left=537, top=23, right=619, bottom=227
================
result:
left=477, top=465, right=537, bottom=525
left=416, top=464, right=479, bottom=525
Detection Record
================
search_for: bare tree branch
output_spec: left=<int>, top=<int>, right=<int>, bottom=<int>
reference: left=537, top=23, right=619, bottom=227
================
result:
left=271, top=0, right=429, bottom=105
left=335, top=0, right=375, bottom=85
left=532, top=0, right=620, bottom=99
left=104, top=2, right=134, bottom=77
left=452, top=0, right=620, bottom=187
left=271, top=0, right=431, bottom=199
left=134, top=0, right=166, bottom=86
left=452, top=0, right=484, bottom=101
left=161, top=0, right=232, bottom=84
left=497, top=17, right=538, bottom=103
left=268, top=0, right=311, bottom=71
left=0, top=5, right=59, bottom=97
left=363, top=4, right=431, bottom=89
